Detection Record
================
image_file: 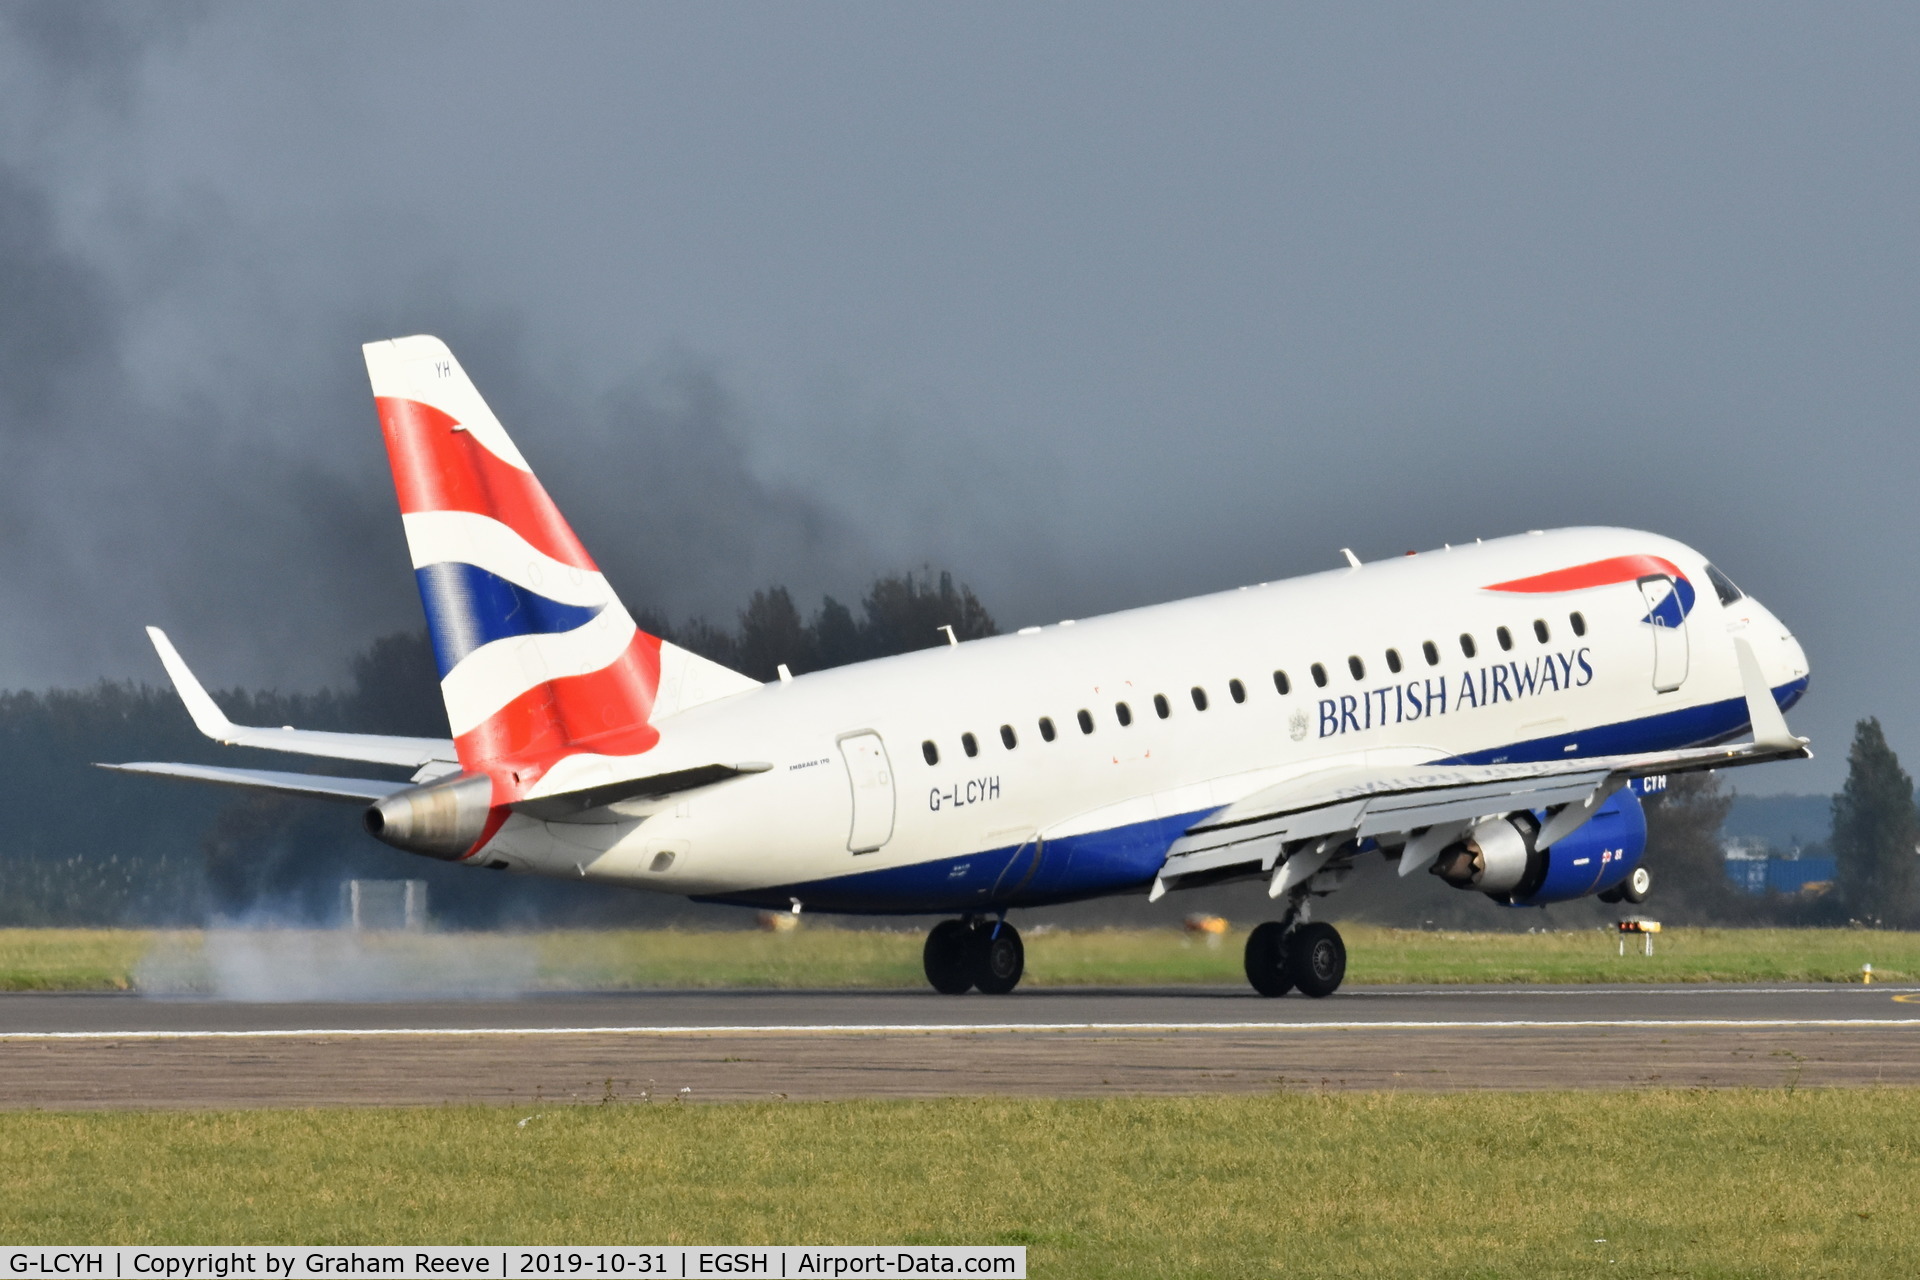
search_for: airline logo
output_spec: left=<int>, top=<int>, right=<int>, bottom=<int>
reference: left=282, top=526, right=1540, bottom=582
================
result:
left=366, top=339, right=663, bottom=785
left=1484, top=554, right=1695, bottom=628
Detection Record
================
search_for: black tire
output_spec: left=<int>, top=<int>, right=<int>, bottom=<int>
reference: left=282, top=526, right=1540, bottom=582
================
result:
left=1596, top=885, right=1625, bottom=904
left=1621, top=865, right=1651, bottom=905
left=970, top=923, right=1025, bottom=995
left=923, top=919, right=975, bottom=994
left=1244, top=920, right=1294, bottom=997
left=1285, top=922, right=1346, bottom=998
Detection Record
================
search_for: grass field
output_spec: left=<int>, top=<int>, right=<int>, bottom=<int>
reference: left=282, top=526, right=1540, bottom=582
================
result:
left=0, top=1091, right=1916, bottom=1275
left=1, top=925, right=1916, bottom=993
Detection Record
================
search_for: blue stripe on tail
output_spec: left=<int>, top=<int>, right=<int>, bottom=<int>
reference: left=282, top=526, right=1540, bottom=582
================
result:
left=414, top=562, right=605, bottom=678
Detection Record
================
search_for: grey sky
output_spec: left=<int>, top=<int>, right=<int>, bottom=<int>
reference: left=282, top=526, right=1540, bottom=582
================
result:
left=0, top=2, right=1914, bottom=794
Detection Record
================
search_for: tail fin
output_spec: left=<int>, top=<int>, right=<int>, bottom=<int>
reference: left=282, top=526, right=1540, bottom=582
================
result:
left=363, top=335, right=756, bottom=784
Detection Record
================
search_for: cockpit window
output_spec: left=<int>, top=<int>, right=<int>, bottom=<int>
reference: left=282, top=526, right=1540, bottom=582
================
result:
left=1704, top=563, right=1744, bottom=607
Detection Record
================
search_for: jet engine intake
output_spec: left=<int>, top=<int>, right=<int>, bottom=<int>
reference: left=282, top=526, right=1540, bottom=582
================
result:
left=364, top=772, right=496, bottom=860
left=1430, top=814, right=1541, bottom=897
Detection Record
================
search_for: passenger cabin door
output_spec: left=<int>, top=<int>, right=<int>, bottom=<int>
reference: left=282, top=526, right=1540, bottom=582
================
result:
left=838, top=731, right=896, bottom=853
left=1637, top=574, right=1690, bottom=693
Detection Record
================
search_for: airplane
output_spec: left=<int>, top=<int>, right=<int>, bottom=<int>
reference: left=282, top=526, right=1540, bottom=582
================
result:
left=105, top=335, right=1813, bottom=998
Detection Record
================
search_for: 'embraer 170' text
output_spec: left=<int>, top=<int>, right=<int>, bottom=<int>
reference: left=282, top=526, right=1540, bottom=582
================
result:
left=1318, top=647, right=1594, bottom=739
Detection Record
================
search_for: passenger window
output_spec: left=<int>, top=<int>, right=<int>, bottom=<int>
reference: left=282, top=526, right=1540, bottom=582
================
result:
left=1422, top=640, right=1439, bottom=666
left=1039, top=716, right=1057, bottom=742
left=1705, top=562, right=1744, bottom=606
left=1459, top=634, right=1477, bottom=659
left=1347, top=655, right=1365, bottom=681
left=1570, top=612, right=1586, bottom=637
left=1533, top=619, right=1549, bottom=643
left=1496, top=626, right=1513, bottom=651
left=1229, top=678, right=1246, bottom=703
left=1000, top=724, right=1017, bottom=750
left=1077, top=709, right=1094, bottom=734
left=1385, top=648, right=1402, bottom=674
left=1115, top=701, right=1133, bottom=727
left=1154, top=693, right=1171, bottom=719
left=961, top=732, right=978, bottom=758
left=922, top=740, right=939, bottom=766
left=1191, top=686, right=1209, bottom=711
left=1311, top=663, right=1328, bottom=688
left=1273, top=670, right=1291, bottom=695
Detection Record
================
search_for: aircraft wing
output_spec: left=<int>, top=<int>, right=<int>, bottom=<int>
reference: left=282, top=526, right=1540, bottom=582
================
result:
left=144, top=627, right=458, bottom=772
left=98, top=762, right=408, bottom=803
left=1153, top=637, right=1809, bottom=898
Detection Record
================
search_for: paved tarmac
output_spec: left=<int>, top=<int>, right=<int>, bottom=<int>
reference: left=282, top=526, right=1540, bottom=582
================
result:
left=0, top=985, right=1914, bottom=1108
left=4, top=982, right=1917, bottom=1035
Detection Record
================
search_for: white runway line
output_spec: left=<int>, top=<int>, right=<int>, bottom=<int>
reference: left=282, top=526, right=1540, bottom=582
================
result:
left=2, top=1017, right=1919, bottom=1041
left=1347, top=986, right=1920, bottom=997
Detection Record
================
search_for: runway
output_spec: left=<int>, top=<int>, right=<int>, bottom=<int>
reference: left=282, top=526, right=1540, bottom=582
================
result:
left=1, top=984, right=1915, bottom=1108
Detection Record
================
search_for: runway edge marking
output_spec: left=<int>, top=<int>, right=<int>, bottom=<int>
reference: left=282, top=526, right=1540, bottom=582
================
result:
left=3, top=1018, right=1920, bottom=1041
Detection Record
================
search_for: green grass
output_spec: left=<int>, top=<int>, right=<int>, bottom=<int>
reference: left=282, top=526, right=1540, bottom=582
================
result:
left=3, top=925, right=1917, bottom=993
left=1, top=1092, right=1917, bottom=1275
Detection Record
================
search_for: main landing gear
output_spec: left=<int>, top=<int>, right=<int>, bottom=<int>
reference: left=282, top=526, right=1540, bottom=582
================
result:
left=923, top=918, right=1025, bottom=994
left=1597, top=865, right=1652, bottom=905
left=1244, top=917, right=1347, bottom=998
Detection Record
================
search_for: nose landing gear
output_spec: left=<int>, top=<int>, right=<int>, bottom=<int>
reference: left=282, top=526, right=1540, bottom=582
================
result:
left=1243, top=916, right=1347, bottom=998
left=922, top=918, right=1026, bottom=994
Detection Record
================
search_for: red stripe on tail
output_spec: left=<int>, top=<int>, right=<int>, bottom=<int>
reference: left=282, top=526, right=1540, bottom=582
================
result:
left=375, top=396, right=597, bottom=571
left=453, top=631, right=665, bottom=782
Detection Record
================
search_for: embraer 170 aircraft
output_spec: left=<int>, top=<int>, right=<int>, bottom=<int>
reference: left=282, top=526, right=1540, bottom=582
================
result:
left=107, top=336, right=1813, bottom=997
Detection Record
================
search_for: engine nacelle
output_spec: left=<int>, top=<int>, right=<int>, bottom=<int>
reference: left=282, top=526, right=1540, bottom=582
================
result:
left=363, top=772, right=497, bottom=860
left=1429, top=787, right=1648, bottom=906
left=1431, top=813, right=1541, bottom=895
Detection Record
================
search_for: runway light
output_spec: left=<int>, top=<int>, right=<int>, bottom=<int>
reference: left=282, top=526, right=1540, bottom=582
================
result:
left=1863, top=964, right=1873, bottom=985
left=1616, top=918, right=1660, bottom=956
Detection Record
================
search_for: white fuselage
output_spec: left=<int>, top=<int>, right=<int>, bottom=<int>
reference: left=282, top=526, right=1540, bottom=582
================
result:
left=478, top=528, right=1807, bottom=913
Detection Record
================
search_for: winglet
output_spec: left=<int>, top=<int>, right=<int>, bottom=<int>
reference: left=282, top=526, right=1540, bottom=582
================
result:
left=146, top=626, right=240, bottom=743
left=1734, top=637, right=1801, bottom=751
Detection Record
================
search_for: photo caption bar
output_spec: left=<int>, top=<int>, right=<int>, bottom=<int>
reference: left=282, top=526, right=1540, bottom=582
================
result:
left=2, top=1249, right=1024, bottom=1280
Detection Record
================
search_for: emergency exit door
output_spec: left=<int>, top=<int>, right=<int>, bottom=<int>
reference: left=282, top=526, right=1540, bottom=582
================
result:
left=1637, top=575, right=1690, bottom=693
left=838, top=732, right=896, bottom=853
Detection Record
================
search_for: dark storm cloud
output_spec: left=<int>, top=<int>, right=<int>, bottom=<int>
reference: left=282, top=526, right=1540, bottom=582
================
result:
left=0, top=164, right=115, bottom=429
left=0, top=4, right=873, bottom=692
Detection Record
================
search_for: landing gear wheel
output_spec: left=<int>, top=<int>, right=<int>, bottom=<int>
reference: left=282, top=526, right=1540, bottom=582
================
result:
left=1243, top=920, right=1295, bottom=997
left=970, top=922, right=1025, bottom=995
left=1285, top=922, right=1346, bottom=998
left=923, top=920, right=975, bottom=994
left=1621, top=865, right=1651, bottom=905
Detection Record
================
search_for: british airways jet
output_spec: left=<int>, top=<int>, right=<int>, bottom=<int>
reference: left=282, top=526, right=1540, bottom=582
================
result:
left=107, top=336, right=1812, bottom=997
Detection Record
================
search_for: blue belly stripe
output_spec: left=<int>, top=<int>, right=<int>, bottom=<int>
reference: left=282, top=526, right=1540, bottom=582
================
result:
left=694, top=677, right=1811, bottom=916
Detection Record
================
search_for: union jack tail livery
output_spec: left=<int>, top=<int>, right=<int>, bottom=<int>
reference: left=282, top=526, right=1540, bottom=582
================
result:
left=362, top=336, right=755, bottom=795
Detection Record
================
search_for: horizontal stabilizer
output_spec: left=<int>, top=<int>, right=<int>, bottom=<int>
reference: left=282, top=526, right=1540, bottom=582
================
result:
left=513, top=761, right=773, bottom=820
left=98, top=762, right=408, bottom=804
left=147, top=627, right=457, bottom=770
